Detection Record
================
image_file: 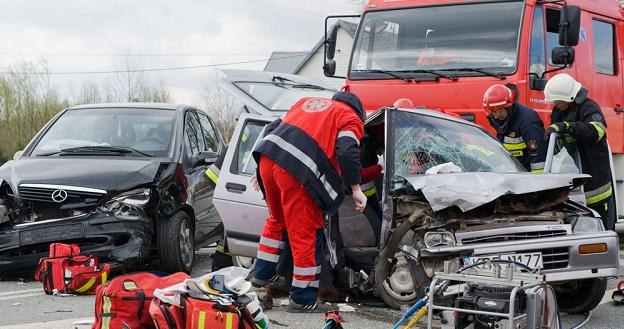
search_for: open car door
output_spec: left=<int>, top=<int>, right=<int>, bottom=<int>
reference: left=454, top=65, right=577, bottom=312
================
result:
left=213, top=114, right=273, bottom=257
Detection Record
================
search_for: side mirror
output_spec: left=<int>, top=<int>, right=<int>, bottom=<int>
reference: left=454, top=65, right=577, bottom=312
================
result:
left=529, top=75, right=547, bottom=91
left=551, top=46, right=575, bottom=65
left=323, top=59, right=337, bottom=77
left=13, top=150, right=23, bottom=160
left=326, top=26, right=338, bottom=60
left=559, top=5, right=581, bottom=47
left=194, top=151, right=219, bottom=167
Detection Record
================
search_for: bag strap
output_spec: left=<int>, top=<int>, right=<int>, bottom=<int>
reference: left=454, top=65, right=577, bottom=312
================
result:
left=136, top=291, right=146, bottom=321
left=157, top=302, right=178, bottom=329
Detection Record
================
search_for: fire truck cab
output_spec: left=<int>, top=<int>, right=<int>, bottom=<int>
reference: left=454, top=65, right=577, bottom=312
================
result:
left=323, top=0, right=624, bottom=227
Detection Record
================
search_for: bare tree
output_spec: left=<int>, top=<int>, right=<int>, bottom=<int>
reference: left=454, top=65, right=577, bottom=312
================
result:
left=198, top=83, right=243, bottom=143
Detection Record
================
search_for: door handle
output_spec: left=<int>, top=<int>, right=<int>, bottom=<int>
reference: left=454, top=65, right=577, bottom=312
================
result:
left=615, top=105, right=624, bottom=114
left=225, top=182, right=247, bottom=193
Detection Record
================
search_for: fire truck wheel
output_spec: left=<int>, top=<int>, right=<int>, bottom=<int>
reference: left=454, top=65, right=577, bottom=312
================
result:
left=554, top=278, right=607, bottom=314
left=157, top=211, right=195, bottom=273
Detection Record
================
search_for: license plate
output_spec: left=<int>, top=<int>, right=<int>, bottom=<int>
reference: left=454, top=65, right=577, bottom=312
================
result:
left=20, top=224, right=84, bottom=245
left=464, top=252, right=543, bottom=270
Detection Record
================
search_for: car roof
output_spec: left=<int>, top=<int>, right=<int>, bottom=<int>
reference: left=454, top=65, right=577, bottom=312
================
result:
left=67, top=102, right=185, bottom=111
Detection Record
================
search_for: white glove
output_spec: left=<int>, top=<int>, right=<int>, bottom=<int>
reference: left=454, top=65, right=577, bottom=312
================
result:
left=351, top=187, right=367, bottom=213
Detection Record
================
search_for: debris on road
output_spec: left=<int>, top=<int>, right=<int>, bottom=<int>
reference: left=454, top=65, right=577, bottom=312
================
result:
left=337, top=303, right=356, bottom=312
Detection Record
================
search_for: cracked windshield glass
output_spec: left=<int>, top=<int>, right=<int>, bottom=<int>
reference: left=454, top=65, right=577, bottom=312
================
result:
left=393, top=111, right=524, bottom=180
left=350, top=1, right=523, bottom=78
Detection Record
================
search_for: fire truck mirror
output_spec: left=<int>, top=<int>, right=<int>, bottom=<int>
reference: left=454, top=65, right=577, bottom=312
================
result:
left=529, top=75, right=547, bottom=91
left=324, top=59, right=337, bottom=77
left=551, top=46, right=575, bottom=66
left=559, top=5, right=581, bottom=47
left=326, top=26, right=338, bottom=60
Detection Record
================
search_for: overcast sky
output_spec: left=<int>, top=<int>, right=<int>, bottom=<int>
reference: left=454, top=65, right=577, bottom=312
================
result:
left=0, top=0, right=361, bottom=103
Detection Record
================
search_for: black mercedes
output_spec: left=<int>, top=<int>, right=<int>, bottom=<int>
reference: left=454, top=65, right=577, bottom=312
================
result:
left=0, top=103, right=224, bottom=273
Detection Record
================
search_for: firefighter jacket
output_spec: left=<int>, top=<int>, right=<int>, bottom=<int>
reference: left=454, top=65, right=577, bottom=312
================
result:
left=253, top=97, right=364, bottom=215
left=550, top=88, right=612, bottom=205
left=490, top=103, right=547, bottom=172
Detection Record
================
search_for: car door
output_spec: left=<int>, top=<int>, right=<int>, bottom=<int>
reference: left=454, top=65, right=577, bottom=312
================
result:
left=195, top=111, right=224, bottom=240
left=213, top=113, right=273, bottom=257
left=182, top=110, right=216, bottom=243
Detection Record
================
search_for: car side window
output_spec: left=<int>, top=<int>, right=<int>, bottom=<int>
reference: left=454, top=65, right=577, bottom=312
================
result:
left=197, top=113, right=219, bottom=152
left=231, top=121, right=266, bottom=175
left=184, top=112, right=204, bottom=158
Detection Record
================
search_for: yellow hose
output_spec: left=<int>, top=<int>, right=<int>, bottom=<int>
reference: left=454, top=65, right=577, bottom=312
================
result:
left=403, top=305, right=428, bottom=329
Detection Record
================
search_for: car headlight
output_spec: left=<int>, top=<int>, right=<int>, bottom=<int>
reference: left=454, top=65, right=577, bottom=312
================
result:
left=424, top=230, right=456, bottom=248
left=572, top=216, right=604, bottom=233
left=104, top=188, right=152, bottom=217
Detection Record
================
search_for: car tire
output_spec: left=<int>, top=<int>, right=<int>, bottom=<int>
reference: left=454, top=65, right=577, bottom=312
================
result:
left=374, top=219, right=427, bottom=310
left=555, top=278, right=607, bottom=314
left=157, top=211, right=195, bottom=273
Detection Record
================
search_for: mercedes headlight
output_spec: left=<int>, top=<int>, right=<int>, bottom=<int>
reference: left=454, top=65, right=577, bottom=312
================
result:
left=424, top=230, right=456, bottom=248
left=104, top=188, right=152, bottom=217
left=572, top=216, right=604, bottom=233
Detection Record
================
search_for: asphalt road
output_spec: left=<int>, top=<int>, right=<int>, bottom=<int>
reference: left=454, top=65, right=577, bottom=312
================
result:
left=1, top=247, right=623, bottom=329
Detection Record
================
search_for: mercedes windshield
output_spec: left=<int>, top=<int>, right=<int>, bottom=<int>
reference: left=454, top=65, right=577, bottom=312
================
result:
left=350, top=1, right=524, bottom=80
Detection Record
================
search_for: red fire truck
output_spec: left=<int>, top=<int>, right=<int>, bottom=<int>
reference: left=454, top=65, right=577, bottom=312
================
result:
left=323, top=0, right=624, bottom=226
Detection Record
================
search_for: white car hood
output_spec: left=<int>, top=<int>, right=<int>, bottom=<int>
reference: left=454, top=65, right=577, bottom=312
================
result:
left=402, top=172, right=589, bottom=212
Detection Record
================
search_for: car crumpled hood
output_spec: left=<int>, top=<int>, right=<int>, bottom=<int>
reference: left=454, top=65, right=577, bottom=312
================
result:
left=402, top=172, right=590, bottom=212
left=0, top=157, right=169, bottom=194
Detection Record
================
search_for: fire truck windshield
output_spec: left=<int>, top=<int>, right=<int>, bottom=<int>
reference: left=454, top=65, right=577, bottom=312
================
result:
left=349, top=1, right=523, bottom=80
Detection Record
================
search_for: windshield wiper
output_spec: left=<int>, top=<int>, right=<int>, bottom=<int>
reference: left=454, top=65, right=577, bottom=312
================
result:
left=352, top=69, right=413, bottom=83
left=38, top=146, right=153, bottom=157
left=446, top=68, right=506, bottom=80
left=396, top=70, right=459, bottom=81
left=290, top=83, right=327, bottom=90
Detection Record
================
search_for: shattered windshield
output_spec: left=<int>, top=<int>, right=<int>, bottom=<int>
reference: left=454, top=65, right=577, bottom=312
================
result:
left=350, top=1, right=523, bottom=79
left=31, top=108, right=175, bottom=157
left=233, top=81, right=336, bottom=111
left=392, top=110, right=523, bottom=180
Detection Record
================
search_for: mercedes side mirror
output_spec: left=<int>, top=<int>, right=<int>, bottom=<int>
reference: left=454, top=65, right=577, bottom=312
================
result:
left=194, top=151, right=219, bottom=167
left=559, top=5, right=581, bottom=47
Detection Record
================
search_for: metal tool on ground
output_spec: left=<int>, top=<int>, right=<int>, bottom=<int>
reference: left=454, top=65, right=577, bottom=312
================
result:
left=612, top=279, right=624, bottom=304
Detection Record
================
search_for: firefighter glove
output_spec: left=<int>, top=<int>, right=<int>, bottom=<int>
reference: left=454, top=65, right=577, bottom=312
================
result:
left=544, top=121, right=571, bottom=140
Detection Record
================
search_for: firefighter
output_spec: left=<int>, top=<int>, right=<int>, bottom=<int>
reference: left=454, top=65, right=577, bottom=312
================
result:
left=544, top=73, right=615, bottom=230
left=484, top=83, right=547, bottom=172
left=250, top=92, right=367, bottom=313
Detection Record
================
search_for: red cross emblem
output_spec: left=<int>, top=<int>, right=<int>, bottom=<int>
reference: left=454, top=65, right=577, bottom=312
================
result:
left=302, top=98, right=332, bottom=113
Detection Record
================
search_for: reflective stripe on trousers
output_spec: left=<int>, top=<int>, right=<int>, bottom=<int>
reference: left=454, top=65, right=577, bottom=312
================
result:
left=586, top=182, right=613, bottom=205
left=361, top=181, right=377, bottom=197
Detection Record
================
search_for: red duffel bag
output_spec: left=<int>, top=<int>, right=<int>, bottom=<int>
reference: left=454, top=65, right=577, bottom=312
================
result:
left=34, top=243, right=110, bottom=295
left=92, top=272, right=191, bottom=329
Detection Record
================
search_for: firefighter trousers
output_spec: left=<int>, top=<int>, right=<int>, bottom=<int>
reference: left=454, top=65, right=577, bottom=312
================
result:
left=253, top=156, right=324, bottom=305
left=588, top=194, right=616, bottom=231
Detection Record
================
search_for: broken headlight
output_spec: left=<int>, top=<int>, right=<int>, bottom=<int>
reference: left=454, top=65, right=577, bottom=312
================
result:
left=104, top=188, right=152, bottom=218
left=424, top=230, right=456, bottom=248
left=571, top=216, right=604, bottom=233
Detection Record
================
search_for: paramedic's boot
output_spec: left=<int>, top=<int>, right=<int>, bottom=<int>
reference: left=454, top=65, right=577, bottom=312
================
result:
left=287, top=299, right=338, bottom=313
left=250, top=274, right=287, bottom=288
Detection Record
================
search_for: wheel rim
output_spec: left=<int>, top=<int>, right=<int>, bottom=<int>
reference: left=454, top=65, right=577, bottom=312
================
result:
left=179, top=218, right=193, bottom=268
left=382, top=254, right=418, bottom=302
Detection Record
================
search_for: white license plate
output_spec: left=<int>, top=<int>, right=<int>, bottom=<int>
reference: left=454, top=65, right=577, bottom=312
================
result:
left=464, top=252, right=543, bottom=270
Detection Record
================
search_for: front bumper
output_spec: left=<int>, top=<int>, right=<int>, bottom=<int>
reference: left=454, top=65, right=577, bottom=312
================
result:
left=0, top=211, right=154, bottom=273
left=421, top=231, right=620, bottom=281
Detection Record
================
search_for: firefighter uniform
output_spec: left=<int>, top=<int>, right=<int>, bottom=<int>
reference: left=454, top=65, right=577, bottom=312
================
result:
left=490, top=103, right=547, bottom=172
left=252, top=94, right=364, bottom=306
left=548, top=88, right=614, bottom=229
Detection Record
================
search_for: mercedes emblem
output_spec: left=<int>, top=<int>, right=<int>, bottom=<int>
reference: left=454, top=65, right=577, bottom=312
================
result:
left=51, top=189, right=68, bottom=203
